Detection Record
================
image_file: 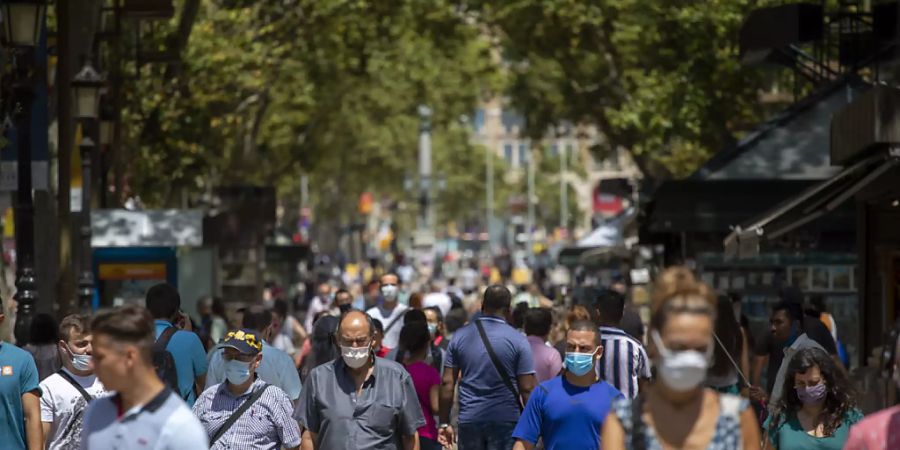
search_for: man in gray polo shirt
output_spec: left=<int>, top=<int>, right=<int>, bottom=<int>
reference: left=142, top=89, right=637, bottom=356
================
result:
left=80, top=305, right=207, bottom=450
left=296, top=310, right=424, bottom=450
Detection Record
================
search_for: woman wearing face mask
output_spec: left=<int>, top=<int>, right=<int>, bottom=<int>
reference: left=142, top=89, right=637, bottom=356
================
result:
left=602, top=267, right=761, bottom=450
left=763, top=347, right=860, bottom=450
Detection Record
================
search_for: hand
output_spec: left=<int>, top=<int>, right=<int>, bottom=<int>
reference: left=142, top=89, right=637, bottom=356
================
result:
left=176, top=312, right=193, bottom=331
left=749, top=386, right=768, bottom=404
left=437, top=425, right=455, bottom=448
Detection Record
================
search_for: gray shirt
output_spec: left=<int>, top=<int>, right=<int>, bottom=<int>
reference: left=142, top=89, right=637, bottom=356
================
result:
left=295, top=357, right=425, bottom=450
left=80, top=387, right=208, bottom=450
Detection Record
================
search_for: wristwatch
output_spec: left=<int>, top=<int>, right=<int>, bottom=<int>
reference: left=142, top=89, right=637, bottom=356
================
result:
left=438, top=423, right=451, bottom=430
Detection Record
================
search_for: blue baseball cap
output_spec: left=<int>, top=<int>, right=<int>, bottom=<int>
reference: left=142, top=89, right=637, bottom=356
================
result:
left=221, top=328, right=263, bottom=356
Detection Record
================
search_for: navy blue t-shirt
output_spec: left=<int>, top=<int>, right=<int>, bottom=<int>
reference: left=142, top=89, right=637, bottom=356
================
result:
left=512, top=375, right=623, bottom=450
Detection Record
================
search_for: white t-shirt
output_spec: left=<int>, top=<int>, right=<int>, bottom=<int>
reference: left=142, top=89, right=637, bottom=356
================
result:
left=40, top=369, right=107, bottom=450
left=366, top=304, right=408, bottom=349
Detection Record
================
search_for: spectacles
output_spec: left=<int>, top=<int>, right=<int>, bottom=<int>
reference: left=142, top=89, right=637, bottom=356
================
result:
left=337, top=337, right=371, bottom=347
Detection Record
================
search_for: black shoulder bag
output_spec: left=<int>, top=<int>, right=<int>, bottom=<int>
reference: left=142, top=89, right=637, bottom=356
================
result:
left=57, top=370, right=93, bottom=403
left=209, top=384, right=271, bottom=445
left=474, top=319, right=523, bottom=411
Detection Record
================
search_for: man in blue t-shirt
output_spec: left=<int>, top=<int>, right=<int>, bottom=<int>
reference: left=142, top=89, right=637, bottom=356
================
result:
left=145, top=283, right=207, bottom=406
left=439, top=285, right=536, bottom=450
left=0, top=304, right=42, bottom=450
left=512, top=320, right=623, bottom=450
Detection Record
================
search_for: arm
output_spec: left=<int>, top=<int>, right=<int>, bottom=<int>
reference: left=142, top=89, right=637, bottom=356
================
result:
left=41, top=422, right=51, bottom=448
left=23, top=391, right=41, bottom=450
left=438, top=366, right=459, bottom=446
left=600, top=413, right=626, bottom=450
left=513, top=440, right=535, bottom=450
left=190, top=333, right=209, bottom=396
left=429, top=384, right=439, bottom=415
left=300, top=430, right=316, bottom=450
left=517, top=373, right=536, bottom=407
left=401, top=432, right=419, bottom=450
left=740, top=405, right=761, bottom=450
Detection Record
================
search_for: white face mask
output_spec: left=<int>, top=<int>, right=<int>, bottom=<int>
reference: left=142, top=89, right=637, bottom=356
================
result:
left=65, top=344, right=92, bottom=372
left=341, top=345, right=371, bottom=369
left=651, top=330, right=712, bottom=392
left=381, top=285, right=399, bottom=301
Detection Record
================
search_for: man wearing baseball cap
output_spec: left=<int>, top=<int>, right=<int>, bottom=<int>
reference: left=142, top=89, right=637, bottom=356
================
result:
left=192, top=329, right=300, bottom=450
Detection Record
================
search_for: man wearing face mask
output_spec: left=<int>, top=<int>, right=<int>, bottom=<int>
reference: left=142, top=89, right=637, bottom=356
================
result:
left=331, top=289, right=356, bottom=316
left=511, top=320, right=623, bottom=450
left=193, top=329, right=301, bottom=450
left=296, top=310, right=425, bottom=450
left=366, top=274, right=409, bottom=351
left=39, top=315, right=107, bottom=450
left=205, top=306, right=302, bottom=402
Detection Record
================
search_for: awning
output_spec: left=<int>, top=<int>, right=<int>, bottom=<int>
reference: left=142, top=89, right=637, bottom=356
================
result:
left=724, top=150, right=900, bottom=258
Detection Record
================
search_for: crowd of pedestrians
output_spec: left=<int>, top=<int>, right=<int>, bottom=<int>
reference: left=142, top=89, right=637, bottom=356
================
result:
left=1, top=263, right=900, bottom=449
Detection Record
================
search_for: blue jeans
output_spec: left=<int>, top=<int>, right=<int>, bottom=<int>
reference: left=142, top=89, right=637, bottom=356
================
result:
left=458, top=421, right=517, bottom=450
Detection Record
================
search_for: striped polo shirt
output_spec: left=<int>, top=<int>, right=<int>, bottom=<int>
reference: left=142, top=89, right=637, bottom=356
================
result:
left=595, top=326, right=651, bottom=399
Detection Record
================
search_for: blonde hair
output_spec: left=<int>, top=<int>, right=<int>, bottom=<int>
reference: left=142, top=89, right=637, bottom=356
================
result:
left=650, top=267, right=716, bottom=331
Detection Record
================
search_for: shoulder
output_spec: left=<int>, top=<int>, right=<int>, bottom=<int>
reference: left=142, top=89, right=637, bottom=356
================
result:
left=162, top=401, right=207, bottom=445
left=844, top=408, right=865, bottom=425
left=597, top=381, right=624, bottom=399
left=197, top=383, right=223, bottom=401
left=2, top=343, right=34, bottom=361
left=716, top=392, right=749, bottom=417
left=84, top=395, right=117, bottom=426
left=307, top=360, right=336, bottom=381
left=376, top=358, right=413, bottom=380
left=39, top=372, right=63, bottom=389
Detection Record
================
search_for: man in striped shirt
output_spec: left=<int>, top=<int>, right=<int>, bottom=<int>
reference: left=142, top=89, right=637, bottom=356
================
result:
left=592, top=289, right=651, bottom=399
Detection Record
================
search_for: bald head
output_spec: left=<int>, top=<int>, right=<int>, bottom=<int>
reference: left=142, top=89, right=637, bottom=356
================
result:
left=336, top=310, right=374, bottom=349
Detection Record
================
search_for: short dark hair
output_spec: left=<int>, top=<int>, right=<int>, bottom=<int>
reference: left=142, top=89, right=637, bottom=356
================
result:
left=242, top=305, right=273, bottom=331
left=445, top=308, right=467, bottom=333
left=399, top=321, right=430, bottom=355
left=483, top=285, right=512, bottom=312
left=91, top=305, right=156, bottom=361
left=30, top=313, right=59, bottom=345
left=593, top=289, right=625, bottom=325
left=424, top=306, right=443, bottom=322
left=272, top=299, right=289, bottom=319
left=772, top=300, right=803, bottom=324
left=145, top=283, right=181, bottom=320
left=59, top=314, right=91, bottom=343
left=568, top=319, right=602, bottom=346
left=404, top=308, right=427, bottom=323
left=334, top=288, right=351, bottom=300
left=524, top=308, right=553, bottom=337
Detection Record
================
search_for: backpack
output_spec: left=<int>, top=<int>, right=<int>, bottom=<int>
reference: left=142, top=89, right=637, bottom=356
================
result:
left=153, top=327, right=181, bottom=395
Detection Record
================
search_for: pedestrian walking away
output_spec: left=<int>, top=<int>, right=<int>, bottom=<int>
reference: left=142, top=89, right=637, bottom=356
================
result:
left=206, top=305, right=302, bottom=402
left=40, top=314, right=106, bottom=450
left=193, top=328, right=300, bottom=450
left=0, top=298, right=41, bottom=450
left=145, top=283, right=208, bottom=406
left=366, top=273, right=409, bottom=351
left=602, top=267, right=761, bottom=450
left=80, top=305, right=207, bottom=450
left=296, top=310, right=425, bottom=450
left=438, top=285, right=537, bottom=450
left=592, top=288, right=651, bottom=399
left=523, top=307, right=562, bottom=383
left=512, top=320, right=623, bottom=450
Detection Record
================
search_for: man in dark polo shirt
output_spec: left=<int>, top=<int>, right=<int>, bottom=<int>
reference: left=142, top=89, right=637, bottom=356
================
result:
left=296, top=310, right=424, bottom=450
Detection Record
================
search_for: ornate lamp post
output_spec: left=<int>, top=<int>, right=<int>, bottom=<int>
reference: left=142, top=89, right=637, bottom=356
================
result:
left=72, top=60, right=103, bottom=313
left=2, top=0, right=46, bottom=345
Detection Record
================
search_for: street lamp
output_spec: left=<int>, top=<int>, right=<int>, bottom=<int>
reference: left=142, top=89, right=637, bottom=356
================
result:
left=77, top=135, right=96, bottom=313
left=2, top=0, right=46, bottom=345
left=1, top=0, right=45, bottom=47
left=72, top=61, right=104, bottom=119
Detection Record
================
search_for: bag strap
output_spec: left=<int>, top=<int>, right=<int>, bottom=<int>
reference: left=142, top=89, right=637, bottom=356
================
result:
left=57, top=370, right=92, bottom=403
left=384, top=307, right=406, bottom=334
left=474, top=319, right=523, bottom=411
left=155, top=326, right=177, bottom=351
left=210, top=383, right=271, bottom=445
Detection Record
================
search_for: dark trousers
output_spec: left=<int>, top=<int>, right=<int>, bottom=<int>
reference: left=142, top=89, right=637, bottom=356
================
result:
left=457, top=421, right=517, bottom=450
left=420, top=436, right=443, bottom=450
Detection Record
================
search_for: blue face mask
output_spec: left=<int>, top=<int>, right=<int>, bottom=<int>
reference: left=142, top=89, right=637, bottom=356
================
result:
left=224, top=359, right=252, bottom=385
left=565, top=352, right=596, bottom=376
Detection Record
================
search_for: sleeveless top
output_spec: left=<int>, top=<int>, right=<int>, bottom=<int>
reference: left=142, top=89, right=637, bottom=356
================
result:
left=612, top=392, right=748, bottom=450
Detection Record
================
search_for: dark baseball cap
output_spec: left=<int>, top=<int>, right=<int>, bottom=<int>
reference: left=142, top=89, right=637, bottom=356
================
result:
left=221, top=328, right=263, bottom=356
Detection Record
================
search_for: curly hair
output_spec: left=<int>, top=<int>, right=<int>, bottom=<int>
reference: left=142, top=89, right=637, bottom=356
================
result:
left=649, top=267, right=716, bottom=332
left=768, top=347, right=856, bottom=437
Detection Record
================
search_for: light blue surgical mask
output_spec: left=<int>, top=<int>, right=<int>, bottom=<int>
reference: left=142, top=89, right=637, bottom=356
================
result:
left=224, top=359, right=252, bottom=385
left=565, top=352, right=596, bottom=376
left=427, top=324, right=438, bottom=337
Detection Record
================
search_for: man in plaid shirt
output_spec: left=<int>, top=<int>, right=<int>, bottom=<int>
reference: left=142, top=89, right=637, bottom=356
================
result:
left=193, top=329, right=300, bottom=450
